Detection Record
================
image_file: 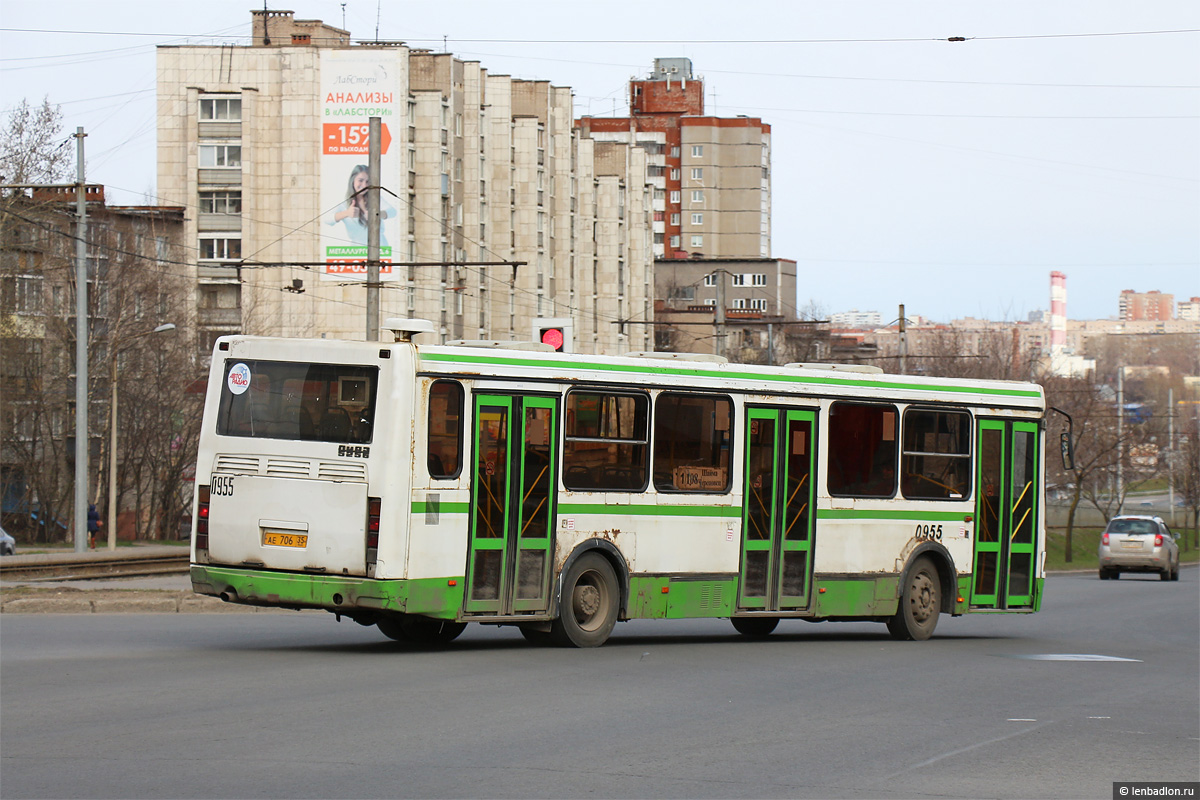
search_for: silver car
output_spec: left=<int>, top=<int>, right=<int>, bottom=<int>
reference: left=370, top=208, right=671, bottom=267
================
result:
left=1098, top=515, right=1180, bottom=581
left=0, top=525, right=14, bottom=556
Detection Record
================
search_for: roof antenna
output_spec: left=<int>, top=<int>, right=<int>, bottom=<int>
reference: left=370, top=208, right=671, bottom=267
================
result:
left=375, top=0, right=381, bottom=42
left=341, top=2, right=346, bottom=30
left=262, top=0, right=271, bottom=45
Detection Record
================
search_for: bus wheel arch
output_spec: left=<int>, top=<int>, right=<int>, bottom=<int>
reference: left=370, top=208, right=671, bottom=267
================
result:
left=555, top=539, right=631, bottom=620
left=551, top=541, right=629, bottom=647
left=888, top=547, right=954, bottom=641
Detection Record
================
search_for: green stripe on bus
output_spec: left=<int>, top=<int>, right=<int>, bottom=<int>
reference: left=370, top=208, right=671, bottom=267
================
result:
left=817, top=509, right=971, bottom=522
left=411, top=502, right=470, bottom=514
left=419, top=351, right=1042, bottom=399
left=558, top=503, right=742, bottom=518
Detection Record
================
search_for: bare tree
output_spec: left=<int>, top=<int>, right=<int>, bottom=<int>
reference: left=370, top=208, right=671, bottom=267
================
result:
left=0, top=97, right=73, bottom=186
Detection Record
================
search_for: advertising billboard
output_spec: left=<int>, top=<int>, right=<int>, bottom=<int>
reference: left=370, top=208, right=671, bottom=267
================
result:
left=319, top=50, right=402, bottom=281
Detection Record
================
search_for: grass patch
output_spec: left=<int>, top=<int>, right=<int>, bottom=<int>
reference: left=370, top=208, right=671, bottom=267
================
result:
left=1045, top=526, right=1200, bottom=571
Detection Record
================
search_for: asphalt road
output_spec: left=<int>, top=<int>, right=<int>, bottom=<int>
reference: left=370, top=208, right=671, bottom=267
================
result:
left=2, top=571, right=1197, bottom=800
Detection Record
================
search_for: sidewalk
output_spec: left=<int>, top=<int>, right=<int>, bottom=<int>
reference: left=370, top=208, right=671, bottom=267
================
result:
left=0, top=549, right=281, bottom=614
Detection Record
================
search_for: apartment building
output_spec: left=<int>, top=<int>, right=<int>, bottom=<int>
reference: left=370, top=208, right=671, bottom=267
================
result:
left=576, top=58, right=771, bottom=261
left=653, top=256, right=798, bottom=357
left=1, top=186, right=188, bottom=535
left=1119, top=289, right=1175, bottom=321
left=156, top=9, right=653, bottom=354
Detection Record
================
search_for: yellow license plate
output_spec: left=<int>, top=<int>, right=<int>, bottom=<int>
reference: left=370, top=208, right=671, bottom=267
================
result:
left=263, top=531, right=308, bottom=548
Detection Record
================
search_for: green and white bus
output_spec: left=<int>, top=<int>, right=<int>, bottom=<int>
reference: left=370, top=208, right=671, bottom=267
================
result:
left=190, top=319, right=1048, bottom=646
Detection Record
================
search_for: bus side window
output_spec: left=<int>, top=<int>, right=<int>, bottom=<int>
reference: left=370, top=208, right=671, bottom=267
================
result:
left=827, top=402, right=897, bottom=498
left=428, top=381, right=464, bottom=478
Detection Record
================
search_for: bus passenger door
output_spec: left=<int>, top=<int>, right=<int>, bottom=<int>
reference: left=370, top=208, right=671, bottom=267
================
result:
left=972, top=420, right=1040, bottom=609
left=465, top=394, right=558, bottom=616
left=738, top=408, right=817, bottom=612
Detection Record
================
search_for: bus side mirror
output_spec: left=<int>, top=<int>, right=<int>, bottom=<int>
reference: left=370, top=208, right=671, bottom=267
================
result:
left=1059, top=432, right=1074, bottom=472
left=1049, top=406, right=1075, bottom=472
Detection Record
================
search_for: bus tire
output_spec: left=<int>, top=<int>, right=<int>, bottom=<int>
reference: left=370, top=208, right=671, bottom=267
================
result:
left=376, top=614, right=408, bottom=642
left=551, top=552, right=619, bottom=647
left=519, top=625, right=553, bottom=646
left=401, top=616, right=467, bottom=644
left=377, top=614, right=465, bottom=644
left=887, top=556, right=941, bottom=641
left=731, top=617, right=779, bottom=637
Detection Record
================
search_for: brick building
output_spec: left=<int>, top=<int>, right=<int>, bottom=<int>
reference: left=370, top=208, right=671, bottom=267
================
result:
left=576, top=58, right=771, bottom=261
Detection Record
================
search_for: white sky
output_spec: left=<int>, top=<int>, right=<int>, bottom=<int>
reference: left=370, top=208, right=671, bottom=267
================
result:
left=2, top=0, right=1196, bottom=323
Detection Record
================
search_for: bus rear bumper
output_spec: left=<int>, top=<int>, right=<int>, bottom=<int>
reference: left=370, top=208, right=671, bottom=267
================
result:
left=190, top=565, right=465, bottom=619
left=191, top=565, right=406, bottom=614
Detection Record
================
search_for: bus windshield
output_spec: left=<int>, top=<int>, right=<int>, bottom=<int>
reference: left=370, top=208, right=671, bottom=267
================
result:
left=215, top=359, right=378, bottom=444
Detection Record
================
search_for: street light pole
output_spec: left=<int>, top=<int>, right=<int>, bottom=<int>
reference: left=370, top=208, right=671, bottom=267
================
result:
left=107, top=323, right=175, bottom=550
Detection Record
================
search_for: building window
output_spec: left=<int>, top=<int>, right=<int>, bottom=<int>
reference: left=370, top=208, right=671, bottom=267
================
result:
left=691, top=190, right=704, bottom=203
left=691, top=145, right=703, bottom=158
left=654, top=394, right=732, bottom=493
left=669, top=235, right=681, bottom=248
left=732, top=298, right=746, bottom=309
left=670, top=213, right=680, bottom=226
left=200, top=97, right=241, bottom=121
left=749, top=298, right=768, bottom=311
left=199, top=190, right=241, bottom=214
left=691, top=167, right=703, bottom=180
left=670, top=190, right=681, bottom=204
left=691, top=213, right=703, bottom=225
left=690, top=235, right=703, bottom=248
left=752, top=273, right=767, bottom=286
left=670, top=146, right=680, bottom=157
left=731, top=274, right=746, bottom=287
left=199, top=236, right=242, bottom=260
left=670, top=168, right=680, bottom=180
left=703, top=298, right=716, bottom=307
left=827, top=402, right=898, bottom=498
left=199, top=144, right=241, bottom=168
left=1, top=275, right=44, bottom=315
left=703, top=273, right=717, bottom=287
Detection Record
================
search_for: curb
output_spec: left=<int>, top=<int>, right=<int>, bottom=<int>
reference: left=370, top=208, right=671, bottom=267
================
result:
left=0, top=591, right=296, bottom=614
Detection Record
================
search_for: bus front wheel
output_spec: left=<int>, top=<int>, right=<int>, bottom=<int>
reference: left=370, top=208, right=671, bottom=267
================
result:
left=551, top=552, right=619, bottom=647
left=887, top=556, right=941, bottom=641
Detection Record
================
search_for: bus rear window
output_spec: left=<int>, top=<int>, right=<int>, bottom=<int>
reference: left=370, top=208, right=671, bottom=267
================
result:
left=215, top=360, right=378, bottom=444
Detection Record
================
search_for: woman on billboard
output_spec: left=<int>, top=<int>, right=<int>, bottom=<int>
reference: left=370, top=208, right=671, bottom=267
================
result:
left=329, top=164, right=394, bottom=246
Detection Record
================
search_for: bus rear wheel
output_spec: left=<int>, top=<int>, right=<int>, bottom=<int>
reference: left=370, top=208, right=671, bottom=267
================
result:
left=887, top=556, right=941, bottom=641
left=551, top=552, right=619, bottom=647
left=731, top=617, right=779, bottom=637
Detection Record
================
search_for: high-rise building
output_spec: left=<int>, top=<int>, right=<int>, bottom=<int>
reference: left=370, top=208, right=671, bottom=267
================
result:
left=156, top=9, right=654, bottom=355
left=575, top=59, right=771, bottom=261
left=1176, top=297, right=1200, bottom=321
left=1119, top=289, right=1174, bottom=321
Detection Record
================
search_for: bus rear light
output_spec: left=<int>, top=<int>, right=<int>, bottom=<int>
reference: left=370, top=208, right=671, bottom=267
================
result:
left=366, top=497, right=382, bottom=567
left=196, top=485, right=211, bottom=552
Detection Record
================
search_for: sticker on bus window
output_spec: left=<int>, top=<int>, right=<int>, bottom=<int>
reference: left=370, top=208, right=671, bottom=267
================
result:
left=227, top=363, right=251, bottom=395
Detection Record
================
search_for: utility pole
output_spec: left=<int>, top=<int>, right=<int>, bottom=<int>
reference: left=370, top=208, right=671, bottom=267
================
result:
left=898, top=304, right=907, bottom=375
left=714, top=269, right=726, bottom=358
left=1169, top=387, right=1176, bottom=525
left=1117, top=366, right=1124, bottom=516
left=73, top=127, right=88, bottom=553
left=365, top=116, right=381, bottom=341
